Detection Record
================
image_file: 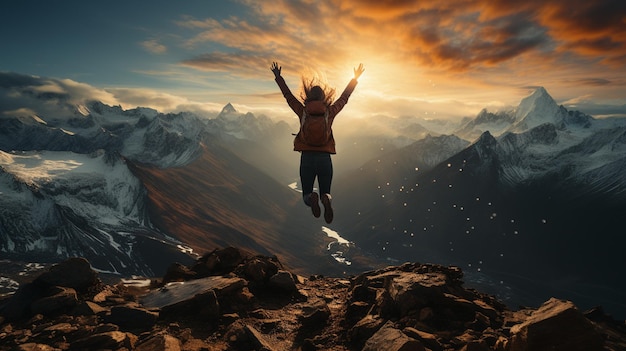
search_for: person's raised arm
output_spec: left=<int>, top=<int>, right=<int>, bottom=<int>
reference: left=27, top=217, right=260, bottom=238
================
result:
left=329, top=63, right=364, bottom=115
left=353, top=63, right=365, bottom=80
left=271, top=61, right=281, bottom=78
left=271, top=61, right=303, bottom=116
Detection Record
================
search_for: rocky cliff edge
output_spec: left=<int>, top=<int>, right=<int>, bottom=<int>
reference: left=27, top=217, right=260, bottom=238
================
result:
left=1, top=247, right=624, bottom=351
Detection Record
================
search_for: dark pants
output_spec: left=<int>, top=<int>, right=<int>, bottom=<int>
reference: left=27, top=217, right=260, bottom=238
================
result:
left=300, top=151, right=333, bottom=205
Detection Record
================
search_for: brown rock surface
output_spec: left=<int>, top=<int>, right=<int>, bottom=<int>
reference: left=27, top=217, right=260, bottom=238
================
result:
left=0, top=248, right=625, bottom=351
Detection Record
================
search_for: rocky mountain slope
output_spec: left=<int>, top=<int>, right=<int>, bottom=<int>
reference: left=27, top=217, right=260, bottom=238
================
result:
left=1, top=248, right=624, bottom=351
left=332, top=88, right=626, bottom=318
left=0, top=72, right=420, bottom=280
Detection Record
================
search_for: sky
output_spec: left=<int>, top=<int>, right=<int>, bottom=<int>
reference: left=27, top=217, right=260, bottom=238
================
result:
left=1, top=0, right=625, bottom=121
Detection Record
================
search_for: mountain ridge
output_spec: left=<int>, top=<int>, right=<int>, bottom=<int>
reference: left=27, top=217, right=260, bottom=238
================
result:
left=2, top=74, right=625, bottom=318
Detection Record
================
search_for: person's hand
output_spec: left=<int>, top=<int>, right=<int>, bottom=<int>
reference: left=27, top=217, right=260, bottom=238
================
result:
left=271, top=62, right=281, bottom=78
left=353, top=63, right=365, bottom=80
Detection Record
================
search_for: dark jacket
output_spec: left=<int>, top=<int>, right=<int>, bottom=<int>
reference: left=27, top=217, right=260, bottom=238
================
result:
left=275, top=76, right=358, bottom=154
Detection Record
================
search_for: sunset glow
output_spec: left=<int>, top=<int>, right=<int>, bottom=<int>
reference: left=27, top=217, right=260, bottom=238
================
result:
left=2, top=0, right=625, bottom=120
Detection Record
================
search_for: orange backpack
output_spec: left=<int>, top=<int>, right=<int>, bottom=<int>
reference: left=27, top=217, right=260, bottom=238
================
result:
left=299, top=101, right=330, bottom=146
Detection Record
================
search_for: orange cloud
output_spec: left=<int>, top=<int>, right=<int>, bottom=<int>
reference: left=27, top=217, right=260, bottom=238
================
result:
left=171, top=0, right=625, bottom=112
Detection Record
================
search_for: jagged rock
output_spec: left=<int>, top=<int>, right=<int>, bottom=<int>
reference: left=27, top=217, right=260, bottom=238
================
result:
left=403, top=327, right=442, bottom=351
left=33, top=258, right=99, bottom=293
left=269, top=270, right=298, bottom=292
left=106, top=305, right=158, bottom=331
left=135, top=333, right=182, bottom=351
left=259, top=318, right=282, bottom=333
left=72, top=331, right=137, bottom=350
left=225, top=322, right=276, bottom=351
left=245, top=324, right=276, bottom=351
left=509, top=298, right=604, bottom=351
left=72, top=300, right=107, bottom=316
left=362, top=321, right=425, bottom=351
left=298, top=298, right=331, bottom=327
left=192, top=247, right=250, bottom=277
left=162, top=262, right=197, bottom=284
left=17, top=344, right=60, bottom=351
left=346, top=300, right=371, bottom=323
left=348, top=314, right=386, bottom=349
left=92, top=322, right=120, bottom=333
left=142, top=276, right=246, bottom=309
left=92, top=286, right=116, bottom=303
left=161, top=289, right=219, bottom=323
left=459, top=340, right=489, bottom=351
left=30, top=286, right=78, bottom=316
left=241, top=256, right=281, bottom=283
left=2, top=254, right=625, bottom=351
left=0, top=258, right=102, bottom=321
left=141, top=275, right=248, bottom=324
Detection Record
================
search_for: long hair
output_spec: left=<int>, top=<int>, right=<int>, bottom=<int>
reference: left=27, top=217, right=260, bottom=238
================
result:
left=300, top=77, right=335, bottom=106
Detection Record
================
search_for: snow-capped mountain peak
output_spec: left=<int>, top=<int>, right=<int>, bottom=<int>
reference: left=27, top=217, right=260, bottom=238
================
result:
left=218, top=102, right=237, bottom=118
left=512, top=87, right=566, bottom=131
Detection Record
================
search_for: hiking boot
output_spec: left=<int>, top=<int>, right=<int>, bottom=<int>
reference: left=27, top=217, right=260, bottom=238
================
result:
left=321, top=193, right=334, bottom=224
left=308, top=192, right=321, bottom=218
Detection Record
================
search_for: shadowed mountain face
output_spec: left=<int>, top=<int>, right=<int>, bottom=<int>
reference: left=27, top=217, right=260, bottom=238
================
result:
left=127, top=143, right=295, bottom=254
left=333, top=131, right=626, bottom=318
left=127, top=142, right=379, bottom=276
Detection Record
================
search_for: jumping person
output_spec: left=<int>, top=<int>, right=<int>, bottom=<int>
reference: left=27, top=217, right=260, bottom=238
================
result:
left=271, top=62, right=364, bottom=223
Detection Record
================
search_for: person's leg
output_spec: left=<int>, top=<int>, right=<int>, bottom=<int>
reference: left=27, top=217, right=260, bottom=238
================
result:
left=315, top=153, right=333, bottom=195
left=315, top=153, right=334, bottom=223
left=300, top=152, right=320, bottom=217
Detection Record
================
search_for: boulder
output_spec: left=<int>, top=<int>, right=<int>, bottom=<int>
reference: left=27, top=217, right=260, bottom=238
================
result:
left=142, top=276, right=246, bottom=309
left=30, top=286, right=78, bottom=316
left=192, top=247, right=251, bottom=277
left=17, top=343, right=60, bottom=351
left=241, top=256, right=280, bottom=283
left=34, top=258, right=99, bottom=293
left=106, top=305, right=158, bottom=331
left=298, top=298, right=331, bottom=327
left=348, top=314, right=386, bottom=349
left=72, top=331, right=137, bottom=350
left=403, top=327, right=442, bottom=351
left=269, top=270, right=298, bottom=292
left=72, top=300, right=107, bottom=316
left=135, top=333, right=182, bottom=351
left=509, top=298, right=604, bottom=351
left=362, top=321, right=425, bottom=351
left=162, top=262, right=197, bottom=284
left=159, top=289, right=220, bottom=323
left=245, top=324, right=277, bottom=351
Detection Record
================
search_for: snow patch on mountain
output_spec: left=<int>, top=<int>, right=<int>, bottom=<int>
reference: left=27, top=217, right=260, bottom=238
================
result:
left=456, top=108, right=516, bottom=140
left=0, top=149, right=145, bottom=226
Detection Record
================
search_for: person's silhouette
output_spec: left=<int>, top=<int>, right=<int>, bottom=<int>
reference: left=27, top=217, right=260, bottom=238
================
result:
left=271, top=62, right=365, bottom=223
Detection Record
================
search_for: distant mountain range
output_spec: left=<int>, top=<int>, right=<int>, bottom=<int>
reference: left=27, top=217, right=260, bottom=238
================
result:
left=333, top=87, right=626, bottom=317
left=1, top=72, right=625, bottom=318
